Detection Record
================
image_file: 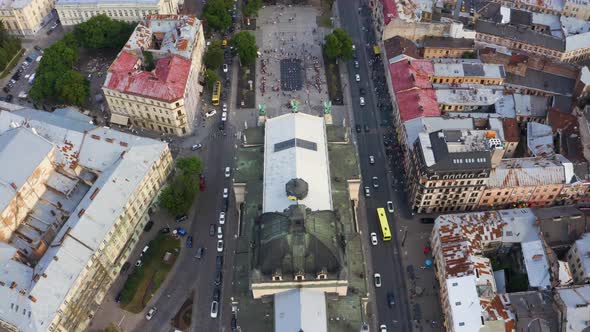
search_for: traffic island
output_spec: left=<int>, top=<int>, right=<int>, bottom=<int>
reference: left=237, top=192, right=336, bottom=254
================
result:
left=119, top=234, right=181, bottom=313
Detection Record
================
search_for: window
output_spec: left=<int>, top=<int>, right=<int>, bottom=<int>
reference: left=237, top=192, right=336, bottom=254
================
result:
left=459, top=322, right=465, bottom=326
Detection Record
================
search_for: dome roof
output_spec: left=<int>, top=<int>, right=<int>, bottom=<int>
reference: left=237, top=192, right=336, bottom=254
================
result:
left=285, top=178, right=308, bottom=200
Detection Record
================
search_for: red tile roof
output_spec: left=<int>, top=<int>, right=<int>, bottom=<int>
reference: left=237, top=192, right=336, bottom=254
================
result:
left=388, top=59, right=433, bottom=93
left=396, top=89, right=440, bottom=122
left=106, top=51, right=191, bottom=102
left=381, top=0, right=399, bottom=25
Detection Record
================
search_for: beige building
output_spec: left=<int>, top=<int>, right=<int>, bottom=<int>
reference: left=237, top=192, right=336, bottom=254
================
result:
left=423, top=37, right=475, bottom=59
left=56, top=0, right=179, bottom=26
left=430, top=61, right=505, bottom=86
left=562, top=0, right=590, bottom=20
left=0, top=0, right=54, bottom=35
left=566, top=233, right=590, bottom=284
left=0, top=105, right=172, bottom=332
left=103, top=14, right=205, bottom=136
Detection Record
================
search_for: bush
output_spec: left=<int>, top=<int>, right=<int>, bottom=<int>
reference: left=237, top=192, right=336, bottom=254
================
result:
left=159, top=157, right=202, bottom=215
left=0, top=22, right=21, bottom=72
left=73, top=15, right=135, bottom=50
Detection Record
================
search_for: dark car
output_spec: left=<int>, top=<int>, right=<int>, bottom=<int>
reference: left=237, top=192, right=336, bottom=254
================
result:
left=209, top=224, right=216, bottom=236
left=195, top=247, right=204, bottom=259
left=3, top=86, right=10, bottom=93
left=355, top=124, right=361, bottom=133
left=213, top=287, right=220, bottom=301
left=11, top=74, right=20, bottom=81
left=143, top=220, right=154, bottom=232
left=231, top=316, right=237, bottom=330
left=186, top=235, right=193, bottom=248
left=364, top=124, right=370, bottom=132
left=420, top=218, right=435, bottom=224
left=359, top=88, right=365, bottom=95
left=46, top=28, right=54, bottom=35
left=215, top=270, right=223, bottom=285
left=5, top=94, right=12, bottom=102
left=159, top=227, right=170, bottom=234
left=219, top=121, right=225, bottom=131
left=175, top=214, right=188, bottom=223
left=216, top=255, right=224, bottom=271
left=387, top=292, right=395, bottom=307
left=33, top=45, right=43, bottom=52
left=120, top=262, right=131, bottom=273
left=223, top=197, right=229, bottom=212
left=115, top=292, right=122, bottom=303
left=25, top=56, right=34, bottom=63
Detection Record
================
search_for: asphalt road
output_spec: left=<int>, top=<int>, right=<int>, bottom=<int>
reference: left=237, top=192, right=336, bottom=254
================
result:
left=337, top=0, right=412, bottom=330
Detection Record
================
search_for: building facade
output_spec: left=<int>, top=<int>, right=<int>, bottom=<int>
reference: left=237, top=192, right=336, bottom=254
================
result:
left=423, top=37, right=475, bottom=59
left=566, top=233, right=590, bottom=284
left=562, top=0, right=590, bottom=20
left=0, top=0, right=54, bottom=35
left=56, top=0, right=179, bottom=26
left=0, top=106, right=172, bottom=332
left=103, top=15, right=205, bottom=136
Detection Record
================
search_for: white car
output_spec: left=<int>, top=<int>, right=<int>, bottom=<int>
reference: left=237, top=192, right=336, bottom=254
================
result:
left=354, top=60, right=359, bottom=68
left=206, top=109, right=217, bottom=118
left=387, top=201, right=394, bottom=213
left=217, top=226, right=223, bottom=239
left=223, top=64, right=228, bottom=73
left=369, top=156, right=375, bottom=164
left=380, top=324, right=387, bottom=332
left=374, top=273, right=382, bottom=288
left=210, top=301, right=219, bottom=318
left=223, top=188, right=228, bottom=198
left=352, top=44, right=356, bottom=50
left=219, top=212, right=225, bottom=225
left=222, top=103, right=227, bottom=112
left=360, top=97, right=365, bottom=106
left=145, top=307, right=157, bottom=320
left=135, top=259, right=142, bottom=267
left=364, top=186, right=370, bottom=197
left=217, top=239, right=224, bottom=253
left=221, top=111, right=227, bottom=122
left=355, top=74, right=360, bottom=82
left=372, top=176, right=379, bottom=188
left=370, top=232, right=378, bottom=246
left=224, top=166, right=231, bottom=178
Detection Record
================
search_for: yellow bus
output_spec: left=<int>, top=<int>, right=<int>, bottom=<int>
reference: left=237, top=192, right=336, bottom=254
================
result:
left=377, top=208, right=392, bottom=241
left=211, top=80, right=221, bottom=106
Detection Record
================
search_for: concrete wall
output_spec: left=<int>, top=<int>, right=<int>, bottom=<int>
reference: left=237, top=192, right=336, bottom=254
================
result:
left=251, top=279, right=348, bottom=299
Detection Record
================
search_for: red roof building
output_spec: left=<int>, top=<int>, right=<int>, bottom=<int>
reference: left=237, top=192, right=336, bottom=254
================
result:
left=396, top=89, right=440, bottom=122
left=381, top=0, right=398, bottom=25
left=388, top=59, right=434, bottom=93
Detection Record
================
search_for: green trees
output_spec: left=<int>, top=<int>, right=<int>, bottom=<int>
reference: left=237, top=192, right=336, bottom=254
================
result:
left=73, top=15, right=135, bottom=49
left=204, top=42, right=224, bottom=70
left=205, top=69, right=220, bottom=89
left=0, top=21, right=22, bottom=72
left=242, top=0, right=263, bottom=17
left=323, top=28, right=353, bottom=61
left=159, top=157, right=202, bottom=215
left=231, top=31, right=257, bottom=66
left=203, top=0, right=232, bottom=31
left=30, top=33, right=89, bottom=106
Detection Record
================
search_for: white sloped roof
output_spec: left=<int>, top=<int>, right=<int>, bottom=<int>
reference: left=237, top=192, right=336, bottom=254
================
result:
left=274, top=289, right=327, bottom=332
left=263, top=113, right=332, bottom=213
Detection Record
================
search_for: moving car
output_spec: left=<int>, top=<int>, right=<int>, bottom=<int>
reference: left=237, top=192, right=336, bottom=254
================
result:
left=219, top=212, right=226, bottom=225
left=359, top=87, right=365, bottom=95
left=372, top=176, right=379, bottom=188
left=355, top=124, right=361, bottom=133
left=210, top=301, right=219, bottom=318
left=145, top=307, right=157, bottom=320
left=364, top=124, right=369, bottom=132
left=199, top=175, right=206, bottom=191
left=387, top=292, right=395, bottom=307
left=222, top=103, right=228, bottom=112
left=224, top=167, right=231, bottom=178
left=186, top=235, right=193, bottom=248
left=221, top=111, right=227, bottom=122
left=369, top=156, right=375, bottom=164
left=223, top=188, right=229, bottom=198
left=374, top=273, right=382, bottom=288
left=364, top=186, right=370, bottom=197
left=223, top=64, right=228, bottom=72
left=355, top=74, right=360, bottom=82
left=387, top=201, right=394, bottom=213
left=213, top=287, right=220, bottom=301
left=354, top=60, right=359, bottom=68
left=209, top=224, right=216, bottom=236
left=206, top=109, right=217, bottom=117
left=191, top=143, right=203, bottom=151
left=217, top=239, right=224, bottom=253
left=217, top=226, right=223, bottom=239
left=359, top=97, right=365, bottom=106
left=380, top=324, right=387, bottom=332
left=195, top=247, right=204, bottom=259
left=370, top=232, right=378, bottom=246
left=143, top=220, right=154, bottom=232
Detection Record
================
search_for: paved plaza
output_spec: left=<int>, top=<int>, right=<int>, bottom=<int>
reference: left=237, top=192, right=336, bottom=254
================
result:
left=255, top=6, right=331, bottom=118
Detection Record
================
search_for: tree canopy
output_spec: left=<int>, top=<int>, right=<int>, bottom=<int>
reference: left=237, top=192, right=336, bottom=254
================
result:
left=205, top=69, right=220, bottom=89
left=30, top=33, right=89, bottom=106
left=203, top=0, right=232, bottom=31
left=323, top=28, right=353, bottom=61
left=159, top=157, right=202, bottom=215
left=0, top=21, right=22, bottom=72
left=231, top=31, right=257, bottom=66
left=242, top=0, right=263, bottom=17
left=73, top=15, right=135, bottom=49
left=204, top=43, right=224, bottom=69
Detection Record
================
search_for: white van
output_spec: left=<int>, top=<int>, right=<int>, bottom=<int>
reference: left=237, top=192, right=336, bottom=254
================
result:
left=141, top=245, right=149, bottom=256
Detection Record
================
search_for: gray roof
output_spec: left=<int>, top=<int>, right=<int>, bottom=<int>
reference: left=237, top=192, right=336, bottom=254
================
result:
left=507, top=291, right=559, bottom=332
left=274, top=289, right=327, bottom=332
left=423, top=37, right=474, bottom=49
left=476, top=19, right=565, bottom=51
left=418, top=130, right=493, bottom=172
left=505, top=70, right=575, bottom=96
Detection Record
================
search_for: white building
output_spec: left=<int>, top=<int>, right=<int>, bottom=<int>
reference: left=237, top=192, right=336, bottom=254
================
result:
left=555, top=285, right=590, bottom=332
left=56, top=0, right=180, bottom=26
left=566, top=233, right=590, bottom=284
left=0, top=0, right=54, bottom=35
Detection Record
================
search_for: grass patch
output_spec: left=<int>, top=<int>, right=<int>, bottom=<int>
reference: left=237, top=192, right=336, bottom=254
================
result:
left=120, top=234, right=181, bottom=313
left=0, top=48, right=24, bottom=78
left=322, top=51, right=344, bottom=105
left=237, top=62, right=256, bottom=108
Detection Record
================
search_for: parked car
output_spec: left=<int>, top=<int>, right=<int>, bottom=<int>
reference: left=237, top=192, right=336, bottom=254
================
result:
left=359, top=87, right=365, bottom=95
left=224, top=167, right=231, bottom=178
left=372, top=176, right=379, bottom=188
left=143, top=220, right=154, bottom=232
left=364, top=124, right=369, bottom=132
left=223, top=188, right=229, bottom=198
left=210, top=301, right=219, bottom=318
left=120, top=262, right=131, bottom=273
left=380, top=324, right=387, bottom=332
left=217, top=239, right=224, bottom=253
left=33, top=45, right=43, bottom=52
left=175, top=214, right=188, bottom=223
left=370, top=232, right=378, bottom=246
left=369, top=155, right=375, bottom=164
left=135, top=259, right=142, bottom=267
left=222, top=103, right=228, bottom=112
left=387, top=201, right=394, bottom=213
left=186, top=235, right=193, bottom=248
left=159, top=227, right=170, bottom=234
left=355, top=124, right=361, bottom=133
left=216, top=255, right=224, bottom=271
left=115, top=292, right=122, bottom=303
left=359, top=97, right=365, bottom=106
left=364, top=186, right=370, bottom=197
left=195, top=247, right=204, bottom=259
left=355, top=74, right=360, bottom=82
left=420, top=218, right=435, bottom=224
left=223, top=64, right=228, bottom=72
left=221, top=111, right=227, bottom=122
left=217, top=226, right=223, bottom=239
left=354, top=60, right=359, bottom=68
left=174, top=227, right=187, bottom=236
left=5, top=94, right=12, bottom=102
left=215, top=270, right=223, bottom=285
left=213, top=287, right=220, bottom=301
left=145, top=307, right=157, bottom=320
left=46, top=28, right=54, bottom=35
left=374, top=273, right=382, bottom=287
left=191, top=143, right=203, bottom=151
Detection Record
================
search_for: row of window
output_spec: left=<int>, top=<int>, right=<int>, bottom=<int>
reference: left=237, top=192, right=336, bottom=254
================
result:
left=58, top=8, right=157, bottom=19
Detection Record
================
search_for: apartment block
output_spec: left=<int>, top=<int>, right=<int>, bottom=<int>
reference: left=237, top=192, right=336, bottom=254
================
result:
left=566, top=233, right=590, bottom=284
left=423, top=37, right=475, bottom=59
left=430, top=60, right=506, bottom=85
left=562, top=0, right=590, bottom=20
left=0, top=105, right=172, bottom=332
left=0, top=0, right=54, bottom=35
left=56, top=0, right=179, bottom=26
left=103, top=14, right=205, bottom=136
left=436, top=88, right=504, bottom=112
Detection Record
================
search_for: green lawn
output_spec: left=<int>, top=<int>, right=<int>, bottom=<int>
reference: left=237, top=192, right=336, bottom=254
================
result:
left=120, top=234, right=181, bottom=313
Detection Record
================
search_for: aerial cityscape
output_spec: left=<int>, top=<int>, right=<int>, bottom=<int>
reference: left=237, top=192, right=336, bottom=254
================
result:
left=0, top=0, right=589, bottom=331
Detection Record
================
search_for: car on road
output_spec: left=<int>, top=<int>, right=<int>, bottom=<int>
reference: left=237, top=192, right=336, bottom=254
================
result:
left=217, top=239, right=224, bottom=253
left=223, top=64, right=228, bottom=72
left=5, top=94, right=12, bottom=102
left=223, top=188, right=228, bottom=198
left=387, top=292, right=395, bottom=307
left=359, top=97, right=365, bottom=106
left=370, top=232, right=378, bottom=246
left=219, top=212, right=226, bottom=225
left=160, top=227, right=170, bottom=234
left=206, top=109, right=217, bottom=117
left=120, top=262, right=131, bottom=273
left=217, top=226, right=223, bottom=239
left=175, top=214, right=188, bottom=223
left=210, top=301, right=219, bottom=318
left=195, top=247, right=204, bottom=259
left=33, top=45, right=43, bottom=53
left=352, top=44, right=356, bottom=50
left=186, top=235, right=193, bottom=248
left=191, top=143, right=203, bottom=151
left=115, top=292, right=122, bottom=303
left=143, top=220, right=154, bottom=232
left=221, top=111, right=227, bottom=122
left=364, top=124, right=369, bottom=132
left=355, top=124, right=361, bottom=133
left=369, top=155, right=375, bottom=164
left=355, top=74, right=360, bottom=82
left=374, top=273, right=382, bottom=287
left=354, top=60, right=359, bottom=68
left=380, top=324, right=387, bottom=332
left=216, top=255, right=224, bottom=271
left=222, top=103, right=228, bottom=112
left=359, top=87, right=365, bottom=95
left=387, top=201, right=394, bottom=213
left=174, top=227, right=187, bottom=236
left=199, top=175, right=206, bottom=191
left=218, top=121, right=225, bottom=131
left=225, top=166, right=231, bottom=178
left=215, top=270, right=223, bottom=285
left=209, top=224, right=216, bottom=236
left=420, top=217, right=435, bottom=224
left=135, top=259, right=142, bottom=267
left=46, top=28, right=55, bottom=35
left=145, top=307, right=157, bottom=320
left=213, top=287, right=220, bottom=301
left=2, top=87, right=9, bottom=93
left=372, top=176, right=379, bottom=188
left=364, top=186, right=370, bottom=197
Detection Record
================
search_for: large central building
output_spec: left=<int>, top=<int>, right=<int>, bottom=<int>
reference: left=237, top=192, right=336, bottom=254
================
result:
left=103, top=15, right=205, bottom=136
left=0, top=104, right=172, bottom=332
